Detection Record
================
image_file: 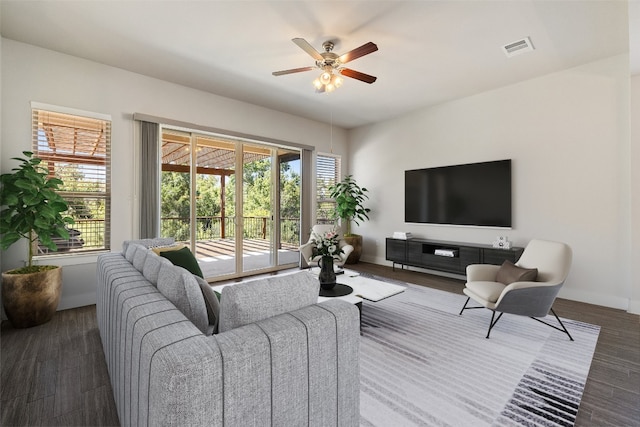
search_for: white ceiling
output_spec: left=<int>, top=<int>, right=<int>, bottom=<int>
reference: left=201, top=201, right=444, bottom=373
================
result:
left=0, top=0, right=630, bottom=129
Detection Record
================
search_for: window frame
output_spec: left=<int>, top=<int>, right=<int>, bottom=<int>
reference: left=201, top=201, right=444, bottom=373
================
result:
left=31, top=102, right=112, bottom=256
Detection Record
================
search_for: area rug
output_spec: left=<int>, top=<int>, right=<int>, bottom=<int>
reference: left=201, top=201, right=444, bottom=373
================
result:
left=358, top=277, right=600, bottom=427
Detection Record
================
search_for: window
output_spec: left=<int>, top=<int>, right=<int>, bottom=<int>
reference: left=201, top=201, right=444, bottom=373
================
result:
left=316, top=153, right=341, bottom=224
left=32, top=107, right=111, bottom=254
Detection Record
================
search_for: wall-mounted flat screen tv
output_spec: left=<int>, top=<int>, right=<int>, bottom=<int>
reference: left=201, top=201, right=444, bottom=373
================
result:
left=405, top=159, right=512, bottom=227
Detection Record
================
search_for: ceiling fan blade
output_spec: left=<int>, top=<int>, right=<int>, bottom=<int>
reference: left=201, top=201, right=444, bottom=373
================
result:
left=339, top=68, right=377, bottom=84
left=338, top=42, right=378, bottom=64
left=272, top=66, right=315, bottom=76
left=292, top=38, right=324, bottom=61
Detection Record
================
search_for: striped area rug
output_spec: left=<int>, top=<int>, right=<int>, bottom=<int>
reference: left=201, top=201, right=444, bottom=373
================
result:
left=359, top=279, right=599, bottom=427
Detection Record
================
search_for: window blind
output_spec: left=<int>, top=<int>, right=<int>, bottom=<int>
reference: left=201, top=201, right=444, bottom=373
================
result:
left=316, top=153, right=341, bottom=223
left=32, top=109, right=111, bottom=254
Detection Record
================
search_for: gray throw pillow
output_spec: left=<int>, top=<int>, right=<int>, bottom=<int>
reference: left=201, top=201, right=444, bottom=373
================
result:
left=195, top=276, right=220, bottom=335
left=496, top=260, right=538, bottom=285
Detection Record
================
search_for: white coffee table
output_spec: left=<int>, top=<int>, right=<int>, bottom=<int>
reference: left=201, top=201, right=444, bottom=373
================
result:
left=311, top=268, right=406, bottom=305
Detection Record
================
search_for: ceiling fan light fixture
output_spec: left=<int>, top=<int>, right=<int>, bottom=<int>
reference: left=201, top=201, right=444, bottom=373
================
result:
left=273, top=38, right=378, bottom=93
left=320, top=70, right=332, bottom=85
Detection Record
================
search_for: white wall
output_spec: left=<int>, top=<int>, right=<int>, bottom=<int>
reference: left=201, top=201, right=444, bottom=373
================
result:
left=349, top=54, right=634, bottom=311
left=1, top=38, right=348, bottom=310
left=630, top=73, right=640, bottom=314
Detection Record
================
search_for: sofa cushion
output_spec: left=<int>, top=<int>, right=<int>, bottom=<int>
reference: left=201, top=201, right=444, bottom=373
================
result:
left=132, top=246, right=149, bottom=272
left=195, top=276, right=220, bottom=335
left=465, top=281, right=505, bottom=303
left=159, top=246, right=204, bottom=278
left=496, top=260, right=538, bottom=285
left=125, top=243, right=144, bottom=263
left=142, top=253, right=172, bottom=286
left=156, top=263, right=209, bottom=334
left=218, top=271, right=319, bottom=333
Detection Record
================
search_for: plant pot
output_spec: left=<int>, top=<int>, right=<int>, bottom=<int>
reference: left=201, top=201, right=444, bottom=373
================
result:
left=2, top=266, right=62, bottom=328
left=344, top=235, right=363, bottom=264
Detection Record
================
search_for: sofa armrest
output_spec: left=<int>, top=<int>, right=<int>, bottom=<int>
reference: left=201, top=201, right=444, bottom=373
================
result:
left=466, top=264, right=500, bottom=281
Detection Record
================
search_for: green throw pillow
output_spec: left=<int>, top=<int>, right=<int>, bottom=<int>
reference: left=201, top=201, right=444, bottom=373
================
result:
left=159, top=246, right=204, bottom=278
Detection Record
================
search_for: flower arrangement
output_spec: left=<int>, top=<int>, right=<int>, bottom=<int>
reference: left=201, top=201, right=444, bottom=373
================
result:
left=310, top=227, right=344, bottom=260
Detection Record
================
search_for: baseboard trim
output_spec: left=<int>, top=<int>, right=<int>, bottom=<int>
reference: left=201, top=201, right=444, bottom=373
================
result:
left=58, top=291, right=97, bottom=311
left=362, top=255, right=633, bottom=312
left=627, top=299, right=640, bottom=315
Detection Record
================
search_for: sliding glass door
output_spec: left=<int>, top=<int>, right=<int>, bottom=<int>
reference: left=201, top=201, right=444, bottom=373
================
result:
left=160, top=128, right=300, bottom=281
left=277, top=149, right=301, bottom=266
left=193, top=135, right=236, bottom=278
left=240, top=142, right=274, bottom=273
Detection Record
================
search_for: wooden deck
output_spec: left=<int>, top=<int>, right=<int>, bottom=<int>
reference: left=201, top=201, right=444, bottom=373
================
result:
left=187, top=238, right=299, bottom=259
left=184, top=239, right=300, bottom=278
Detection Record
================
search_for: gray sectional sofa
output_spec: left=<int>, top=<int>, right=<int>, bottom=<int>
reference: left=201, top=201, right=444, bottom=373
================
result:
left=96, top=239, right=360, bottom=426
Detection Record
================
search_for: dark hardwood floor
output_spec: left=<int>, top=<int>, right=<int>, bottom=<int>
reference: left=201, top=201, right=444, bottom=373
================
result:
left=1, top=262, right=638, bottom=426
left=1, top=305, right=119, bottom=426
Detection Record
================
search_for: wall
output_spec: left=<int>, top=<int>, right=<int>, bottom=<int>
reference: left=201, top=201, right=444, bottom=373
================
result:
left=630, top=73, right=640, bottom=314
left=349, top=54, right=634, bottom=311
left=0, top=38, right=348, bottom=310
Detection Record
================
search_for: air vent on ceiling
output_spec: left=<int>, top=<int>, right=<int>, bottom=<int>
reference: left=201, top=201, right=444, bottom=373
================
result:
left=502, top=37, right=534, bottom=58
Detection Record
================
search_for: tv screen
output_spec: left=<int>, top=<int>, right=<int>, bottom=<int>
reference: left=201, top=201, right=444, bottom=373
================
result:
left=405, top=159, right=512, bottom=227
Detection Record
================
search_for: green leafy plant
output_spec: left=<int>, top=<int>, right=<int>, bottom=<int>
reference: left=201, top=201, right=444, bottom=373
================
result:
left=329, top=175, right=370, bottom=236
left=0, top=151, right=74, bottom=272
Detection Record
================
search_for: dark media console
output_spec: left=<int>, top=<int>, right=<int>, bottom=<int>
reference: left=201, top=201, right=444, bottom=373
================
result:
left=386, top=238, right=523, bottom=276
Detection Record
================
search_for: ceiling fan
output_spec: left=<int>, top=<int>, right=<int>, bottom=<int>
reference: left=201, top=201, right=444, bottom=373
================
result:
left=272, top=38, right=378, bottom=92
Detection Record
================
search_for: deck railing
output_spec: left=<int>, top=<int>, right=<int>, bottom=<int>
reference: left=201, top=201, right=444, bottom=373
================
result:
left=37, top=218, right=106, bottom=254
left=37, top=216, right=302, bottom=255
left=160, top=216, right=301, bottom=245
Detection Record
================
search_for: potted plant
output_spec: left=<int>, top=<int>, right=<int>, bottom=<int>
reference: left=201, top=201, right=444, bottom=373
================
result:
left=329, top=175, right=370, bottom=263
left=0, top=151, right=74, bottom=328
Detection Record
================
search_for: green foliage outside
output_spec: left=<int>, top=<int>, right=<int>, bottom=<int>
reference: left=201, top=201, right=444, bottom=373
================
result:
left=160, top=157, right=301, bottom=244
left=56, top=163, right=107, bottom=249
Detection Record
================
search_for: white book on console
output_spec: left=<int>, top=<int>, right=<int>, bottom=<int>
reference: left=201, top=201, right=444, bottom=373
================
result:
left=434, top=249, right=457, bottom=257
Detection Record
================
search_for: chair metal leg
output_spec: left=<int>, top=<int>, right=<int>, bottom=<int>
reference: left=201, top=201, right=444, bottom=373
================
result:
left=459, top=297, right=470, bottom=315
left=486, top=311, right=504, bottom=339
left=529, top=308, right=574, bottom=341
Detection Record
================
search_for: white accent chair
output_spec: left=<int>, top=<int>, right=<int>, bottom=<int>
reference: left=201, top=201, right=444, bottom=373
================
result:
left=299, top=224, right=354, bottom=269
left=459, top=239, right=573, bottom=340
